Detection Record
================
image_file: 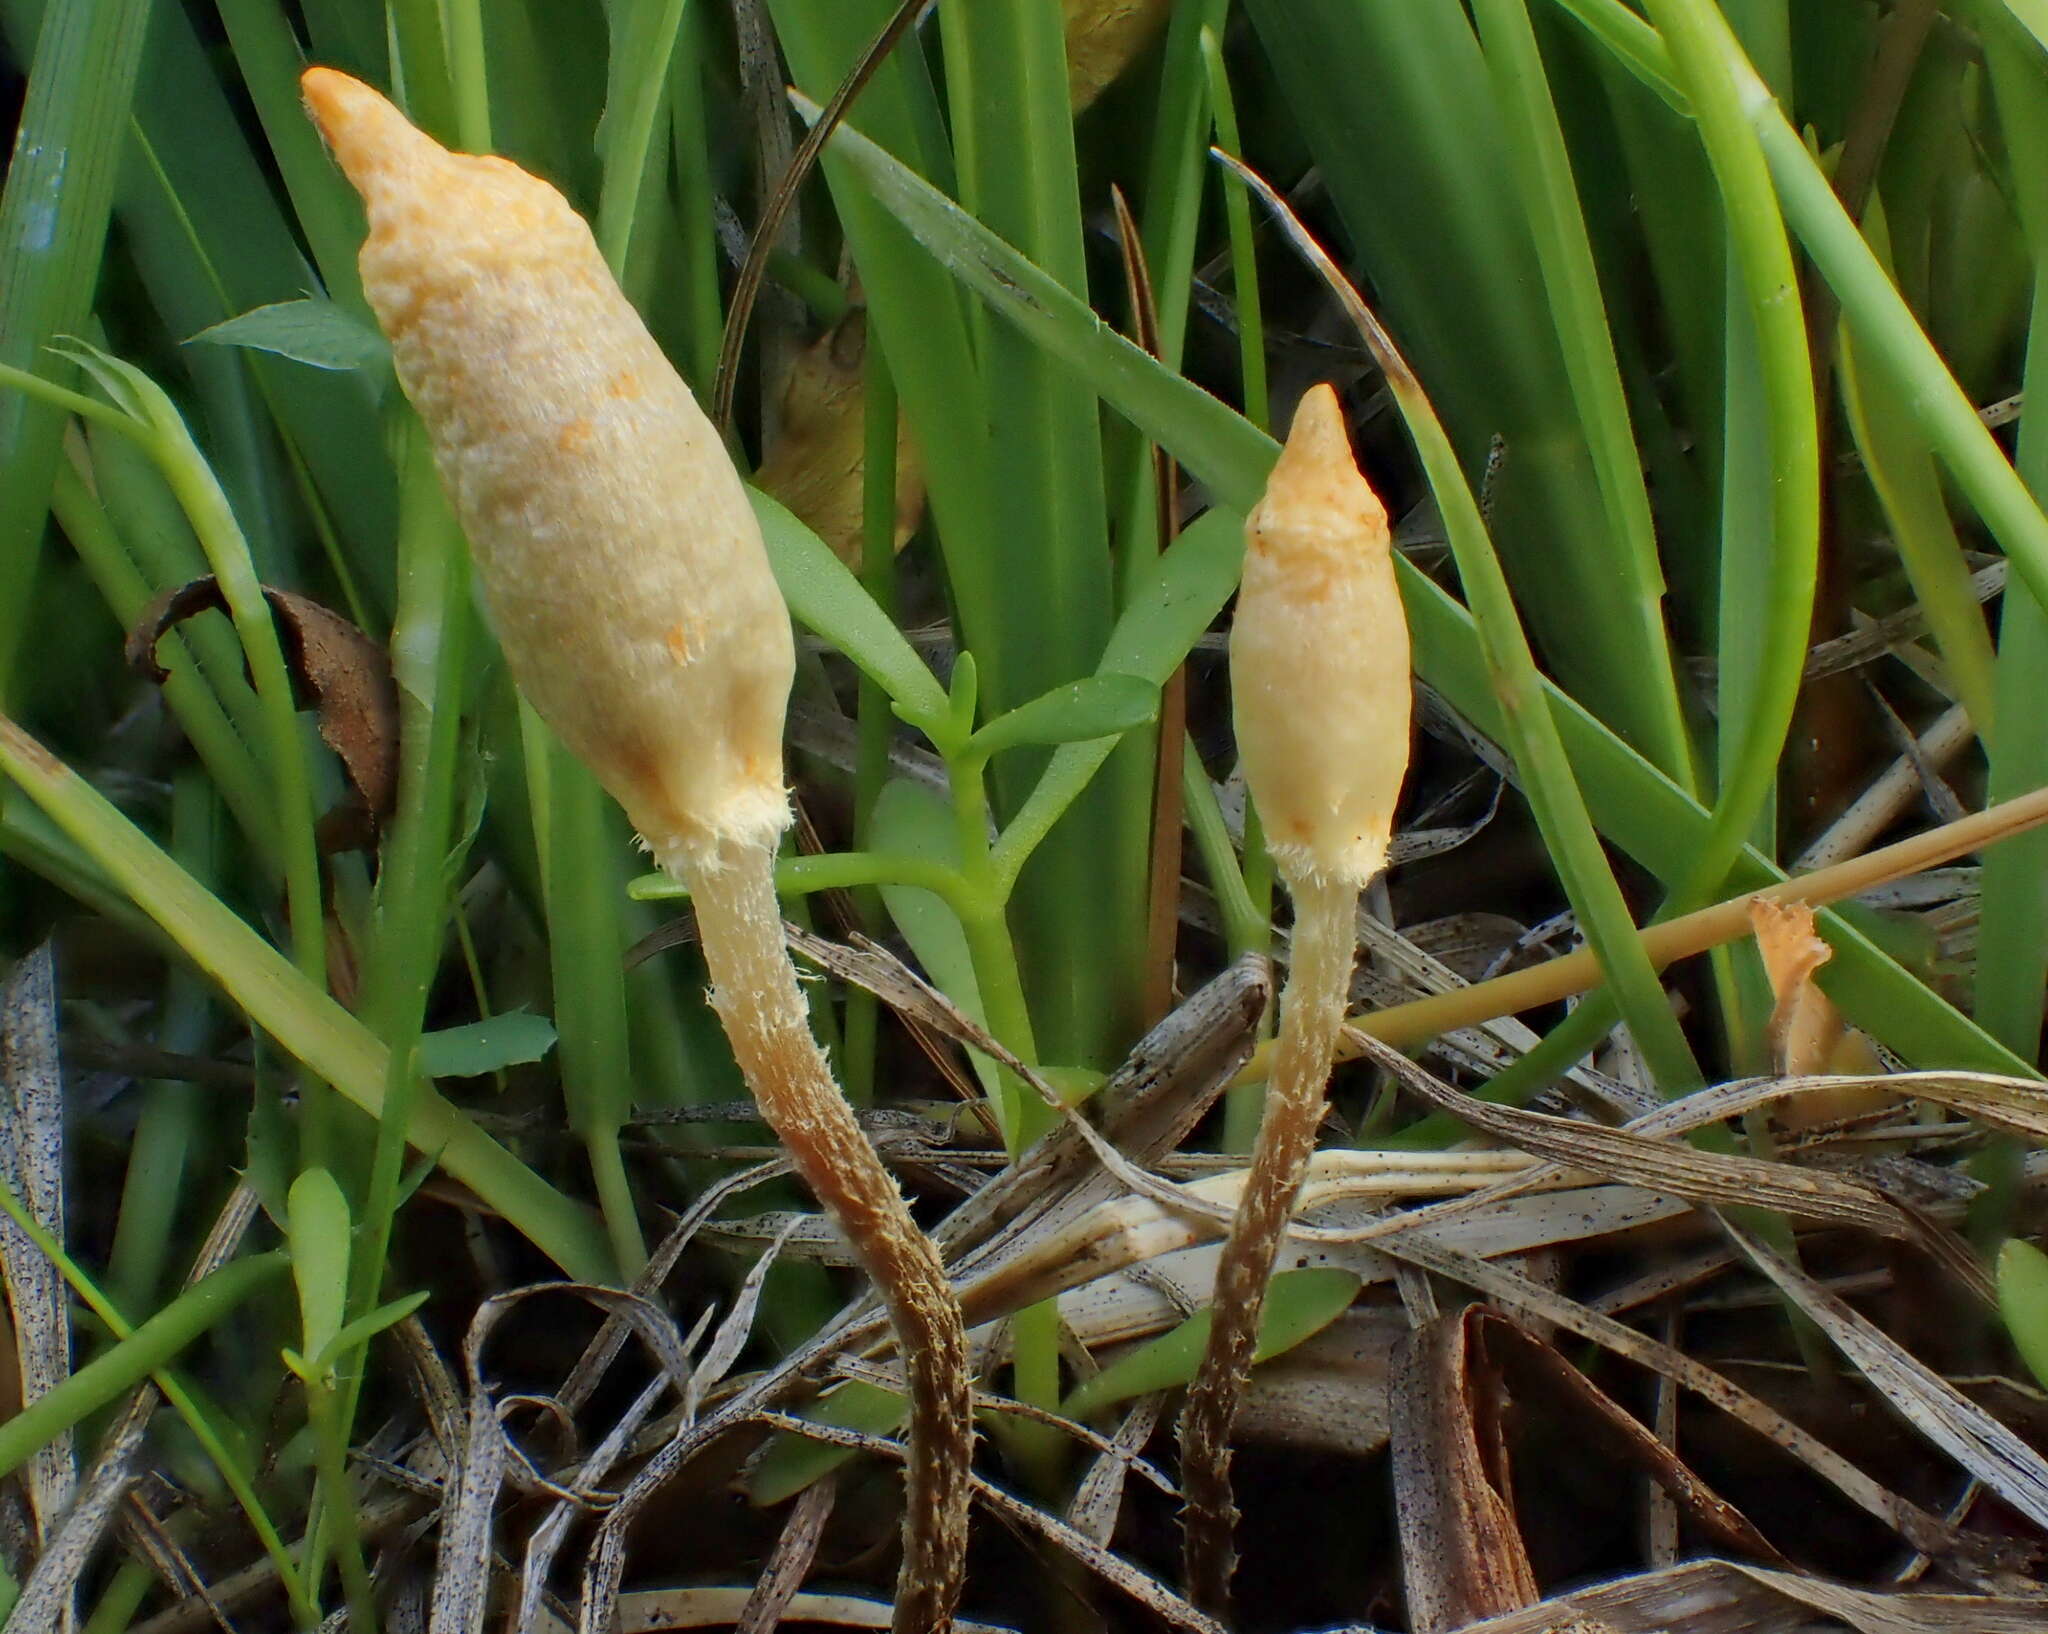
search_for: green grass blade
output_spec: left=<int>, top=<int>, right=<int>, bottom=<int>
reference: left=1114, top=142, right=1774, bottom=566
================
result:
left=1640, top=0, right=1817, bottom=908
left=1976, top=23, right=2048, bottom=1060
left=1474, top=0, right=1696, bottom=799
left=0, top=0, right=154, bottom=699
left=936, top=0, right=1143, bottom=1068
left=0, top=713, right=612, bottom=1280
left=810, top=110, right=2030, bottom=1078
left=0, top=1251, right=285, bottom=1483
left=1242, top=0, right=1693, bottom=787
left=1837, top=220, right=2000, bottom=735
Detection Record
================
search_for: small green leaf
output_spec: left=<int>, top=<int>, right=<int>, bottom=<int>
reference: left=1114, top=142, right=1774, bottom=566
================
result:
left=743, top=1378, right=905, bottom=1506
left=970, top=674, right=1160, bottom=761
left=415, top=1013, right=558, bottom=1079
left=751, top=489, right=951, bottom=737
left=286, top=1168, right=352, bottom=1367
left=316, top=1289, right=432, bottom=1370
left=1062, top=1268, right=1360, bottom=1419
left=187, top=299, right=391, bottom=372
left=1998, top=1239, right=2048, bottom=1391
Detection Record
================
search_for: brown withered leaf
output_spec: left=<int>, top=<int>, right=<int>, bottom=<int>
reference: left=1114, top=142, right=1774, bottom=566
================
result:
left=753, top=313, right=925, bottom=570
left=1391, top=1308, right=1542, bottom=1634
left=1393, top=1307, right=1784, bottom=1634
left=127, top=577, right=399, bottom=845
left=1470, top=1310, right=1784, bottom=1566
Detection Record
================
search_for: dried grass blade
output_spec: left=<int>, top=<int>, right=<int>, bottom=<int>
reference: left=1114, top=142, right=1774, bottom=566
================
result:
left=1472, top=1312, right=1780, bottom=1563
left=8, top=1404, right=145, bottom=1634
left=1065, top=1396, right=1167, bottom=1546
left=514, top=1374, right=667, bottom=1634
left=606, top=1587, right=1018, bottom=1632
left=747, top=1411, right=1224, bottom=1632
left=429, top=1386, right=507, bottom=1634
left=734, top=1475, right=838, bottom=1634
left=691, top=1217, right=804, bottom=1414
left=1347, top=1029, right=1907, bottom=1237
left=1371, top=1234, right=1969, bottom=1558
left=1455, top=1556, right=2048, bottom=1634
left=1389, top=1312, right=1540, bottom=1634
left=0, top=944, right=73, bottom=1544
left=1724, top=1219, right=2048, bottom=1532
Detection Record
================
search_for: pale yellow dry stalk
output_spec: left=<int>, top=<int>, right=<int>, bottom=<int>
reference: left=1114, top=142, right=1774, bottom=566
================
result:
left=301, top=69, right=970, bottom=1634
left=1178, top=385, right=1411, bottom=1613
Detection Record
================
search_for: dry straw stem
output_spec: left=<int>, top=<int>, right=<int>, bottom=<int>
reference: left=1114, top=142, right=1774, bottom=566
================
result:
left=300, top=70, right=969, bottom=1633
left=1178, top=386, right=1411, bottom=1611
left=1235, top=780, right=2048, bottom=1087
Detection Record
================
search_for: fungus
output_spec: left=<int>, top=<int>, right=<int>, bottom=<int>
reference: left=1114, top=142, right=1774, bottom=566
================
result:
left=301, top=69, right=970, bottom=1634
left=1178, top=385, right=1411, bottom=1612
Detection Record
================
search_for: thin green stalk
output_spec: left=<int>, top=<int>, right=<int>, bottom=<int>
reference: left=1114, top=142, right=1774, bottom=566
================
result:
left=1640, top=0, right=1817, bottom=911
left=668, top=3, right=723, bottom=394
left=1969, top=18, right=2048, bottom=1062
left=0, top=1169, right=312, bottom=1623
left=0, top=1251, right=285, bottom=1483
left=385, top=0, right=456, bottom=143
left=445, top=0, right=490, bottom=151
left=106, top=771, right=216, bottom=1316
left=211, top=0, right=366, bottom=299
left=79, top=1560, right=153, bottom=1634
left=844, top=337, right=904, bottom=1105
left=0, top=712, right=614, bottom=1279
left=350, top=426, right=473, bottom=1416
left=1198, top=27, right=1267, bottom=434
left=306, top=1380, right=376, bottom=1634
left=597, top=0, right=690, bottom=278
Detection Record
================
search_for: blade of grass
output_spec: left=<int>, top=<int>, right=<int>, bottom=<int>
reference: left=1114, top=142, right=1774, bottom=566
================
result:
left=937, top=0, right=1144, bottom=1069
left=1973, top=19, right=2048, bottom=1067
left=1473, top=0, right=1696, bottom=798
left=0, top=712, right=613, bottom=1280
left=0, top=0, right=153, bottom=701
left=1556, top=0, right=2048, bottom=626
left=1639, top=0, right=1817, bottom=913
left=1837, top=198, right=2000, bottom=735
left=808, top=105, right=2032, bottom=1078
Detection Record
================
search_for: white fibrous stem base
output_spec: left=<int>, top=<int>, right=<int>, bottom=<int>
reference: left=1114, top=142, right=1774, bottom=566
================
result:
left=679, top=838, right=971, bottom=1634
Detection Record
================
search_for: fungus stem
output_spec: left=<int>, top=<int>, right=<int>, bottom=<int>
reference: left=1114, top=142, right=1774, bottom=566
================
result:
left=677, top=836, right=971, bottom=1634
left=1179, top=870, right=1358, bottom=1612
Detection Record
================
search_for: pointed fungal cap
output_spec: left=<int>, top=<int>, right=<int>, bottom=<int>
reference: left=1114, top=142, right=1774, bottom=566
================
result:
left=305, top=67, right=795, bottom=868
left=1230, top=385, right=1411, bottom=891
left=301, top=67, right=447, bottom=210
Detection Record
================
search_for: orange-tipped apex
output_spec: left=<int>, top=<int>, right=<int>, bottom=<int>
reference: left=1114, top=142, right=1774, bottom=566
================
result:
left=301, top=67, right=447, bottom=207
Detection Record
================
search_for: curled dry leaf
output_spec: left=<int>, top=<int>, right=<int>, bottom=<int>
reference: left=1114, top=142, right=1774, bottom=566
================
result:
left=127, top=577, right=399, bottom=846
left=1748, top=896, right=1893, bottom=1128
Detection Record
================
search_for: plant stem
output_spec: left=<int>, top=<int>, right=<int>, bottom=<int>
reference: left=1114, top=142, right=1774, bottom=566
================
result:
left=1179, top=870, right=1355, bottom=1612
left=679, top=836, right=970, bottom=1634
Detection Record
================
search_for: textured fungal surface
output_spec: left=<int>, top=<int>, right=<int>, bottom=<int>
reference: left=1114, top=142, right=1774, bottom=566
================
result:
left=302, top=67, right=792, bottom=868
left=1230, top=383, right=1411, bottom=890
